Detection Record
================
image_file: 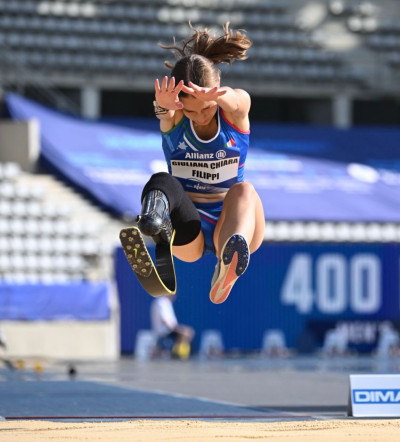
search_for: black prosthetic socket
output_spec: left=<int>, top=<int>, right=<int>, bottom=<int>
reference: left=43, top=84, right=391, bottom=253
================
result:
left=140, top=172, right=201, bottom=246
left=137, top=189, right=173, bottom=244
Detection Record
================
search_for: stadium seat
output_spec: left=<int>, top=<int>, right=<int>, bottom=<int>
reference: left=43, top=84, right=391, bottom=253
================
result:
left=12, top=201, right=27, bottom=217
left=375, top=323, right=400, bottom=358
left=53, top=237, right=68, bottom=254
left=10, top=254, right=25, bottom=271
left=0, top=219, right=10, bottom=235
left=289, top=222, right=306, bottom=241
left=322, top=327, right=349, bottom=356
left=304, top=222, right=321, bottom=241
left=134, top=330, right=157, bottom=361
left=0, top=254, right=11, bottom=272
left=274, top=222, right=291, bottom=241
left=0, top=182, right=16, bottom=199
left=199, top=330, right=224, bottom=359
left=25, top=253, right=39, bottom=271
left=262, top=329, right=289, bottom=357
left=0, top=237, right=10, bottom=253
left=11, top=219, right=25, bottom=236
left=0, top=200, right=12, bottom=216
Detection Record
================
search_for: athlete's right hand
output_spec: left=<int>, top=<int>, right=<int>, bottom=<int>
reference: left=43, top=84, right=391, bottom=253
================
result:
left=155, top=76, right=184, bottom=111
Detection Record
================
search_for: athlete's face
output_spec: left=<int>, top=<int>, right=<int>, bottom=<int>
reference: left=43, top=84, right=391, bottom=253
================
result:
left=180, top=96, right=218, bottom=126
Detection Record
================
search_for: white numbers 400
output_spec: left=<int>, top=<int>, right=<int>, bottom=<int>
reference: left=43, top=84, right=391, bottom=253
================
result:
left=280, top=254, right=381, bottom=314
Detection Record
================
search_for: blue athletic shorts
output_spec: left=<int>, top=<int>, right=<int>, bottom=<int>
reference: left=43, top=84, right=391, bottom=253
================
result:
left=193, top=200, right=224, bottom=256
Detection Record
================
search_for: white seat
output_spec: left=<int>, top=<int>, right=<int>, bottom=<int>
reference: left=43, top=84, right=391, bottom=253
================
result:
left=37, top=237, right=53, bottom=254
left=320, top=223, right=336, bottom=241
left=26, top=201, right=43, bottom=218
left=25, top=219, right=40, bottom=235
left=380, top=224, right=397, bottom=242
left=10, top=254, right=25, bottom=271
left=39, top=219, right=55, bottom=235
left=12, top=201, right=28, bottom=217
left=11, top=272, right=29, bottom=284
left=53, top=237, right=68, bottom=254
left=66, top=255, right=85, bottom=271
left=289, top=222, right=306, bottom=241
left=2, top=162, right=21, bottom=181
left=56, top=205, right=72, bottom=218
left=30, top=185, right=46, bottom=200
left=134, top=330, right=157, bottom=361
left=69, top=272, right=84, bottom=281
left=41, top=204, right=59, bottom=219
left=0, top=255, right=11, bottom=272
left=38, top=255, right=53, bottom=271
left=14, top=184, right=31, bottom=201
left=53, top=255, right=68, bottom=271
left=52, top=272, right=70, bottom=283
left=351, top=223, right=367, bottom=242
left=262, top=329, right=288, bottom=357
left=9, top=237, right=24, bottom=253
left=70, top=223, right=85, bottom=237
left=0, top=237, right=10, bottom=253
left=199, top=330, right=224, bottom=359
left=66, top=238, right=82, bottom=254
left=0, top=219, right=11, bottom=235
left=304, top=222, right=321, bottom=241
left=25, top=272, right=41, bottom=284
left=40, top=272, right=57, bottom=284
left=11, top=218, right=25, bottom=235
left=26, top=253, right=39, bottom=271
left=335, top=223, right=352, bottom=241
left=376, top=324, right=400, bottom=358
left=53, top=220, right=70, bottom=236
left=322, top=328, right=348, bottom=356
left=25, top=237, right=39, bottom=252
left=274, top=222, right=291, bottom=241
left=0, top=200, right=13, bottom=216
left=81, top=238, right=98, bottom=255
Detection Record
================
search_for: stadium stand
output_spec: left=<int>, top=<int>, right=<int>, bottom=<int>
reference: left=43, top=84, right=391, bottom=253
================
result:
left=0, top=160, right=122, bottom=284
left=1, top=0, right=398, bottom=98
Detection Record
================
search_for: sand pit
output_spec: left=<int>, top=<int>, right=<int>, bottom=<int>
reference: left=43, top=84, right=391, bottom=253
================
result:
left=1, top=419, right=400, bottom=441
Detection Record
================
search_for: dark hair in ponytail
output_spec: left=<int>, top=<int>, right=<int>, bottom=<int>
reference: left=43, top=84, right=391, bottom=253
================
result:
left=159, top=22, right=252, bottom=94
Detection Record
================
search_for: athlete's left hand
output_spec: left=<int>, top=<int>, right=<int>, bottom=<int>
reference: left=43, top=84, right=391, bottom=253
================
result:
left=182, top=82, right=227, bottom=101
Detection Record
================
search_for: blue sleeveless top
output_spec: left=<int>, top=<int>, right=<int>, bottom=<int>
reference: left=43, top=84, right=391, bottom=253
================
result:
left=161, top=107, right=250, bottom=194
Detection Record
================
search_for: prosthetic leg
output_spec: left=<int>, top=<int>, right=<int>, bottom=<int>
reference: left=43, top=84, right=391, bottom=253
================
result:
left=120, top=173, right=201, bottom=297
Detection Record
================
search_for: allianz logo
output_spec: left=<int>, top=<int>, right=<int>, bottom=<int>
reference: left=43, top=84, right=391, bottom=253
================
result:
left=353, top=389, right=400, bottom=404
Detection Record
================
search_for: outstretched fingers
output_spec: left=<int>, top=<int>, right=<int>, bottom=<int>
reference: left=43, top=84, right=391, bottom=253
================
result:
left=154, top=77, right=184, bottom=110
left=173, top=79, right=184, bottom=95
left=183, top=82, right=227, bottom=99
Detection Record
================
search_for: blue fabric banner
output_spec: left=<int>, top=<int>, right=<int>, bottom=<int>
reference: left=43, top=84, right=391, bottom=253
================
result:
left=5, top=93, right=400, bottom=222
left=0, top=282, right=111, bottom=320
left=115, top=243, right=400, bottom=354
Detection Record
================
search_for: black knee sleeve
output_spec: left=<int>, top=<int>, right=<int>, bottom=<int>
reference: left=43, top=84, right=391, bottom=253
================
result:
left=142, top=173, right=201, bottom=246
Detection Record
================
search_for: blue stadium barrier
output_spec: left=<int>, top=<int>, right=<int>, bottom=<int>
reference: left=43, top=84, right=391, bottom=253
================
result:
left=0, top=282, right=111, bottom=320
left=116, top=243, right=400, bottom=354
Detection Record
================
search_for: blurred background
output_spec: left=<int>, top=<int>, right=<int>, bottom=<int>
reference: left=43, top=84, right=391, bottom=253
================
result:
left=0, top=0, right=400, bottom=366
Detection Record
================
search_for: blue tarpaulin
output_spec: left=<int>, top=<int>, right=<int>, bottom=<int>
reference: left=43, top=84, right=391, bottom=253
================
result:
left=5, top=93, right=400, bottom=222
left=0, top=282, right=111, bottom=320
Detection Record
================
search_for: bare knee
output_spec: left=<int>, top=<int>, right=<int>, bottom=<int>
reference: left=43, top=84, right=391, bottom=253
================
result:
left=226, top=182, right=256, bottom=202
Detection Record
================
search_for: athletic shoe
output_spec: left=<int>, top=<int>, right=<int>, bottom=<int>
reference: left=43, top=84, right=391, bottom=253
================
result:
left=137, top=190, right=173, bottom=245
left=209, top=234, right=250, bottom=304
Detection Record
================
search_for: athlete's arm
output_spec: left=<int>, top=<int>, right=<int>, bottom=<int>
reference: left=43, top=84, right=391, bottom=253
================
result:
left=154, top=76, right=184, bottom=132
left=216, top=87, right=251, bottom=118
left=216, top=87, right=251, bottom=131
